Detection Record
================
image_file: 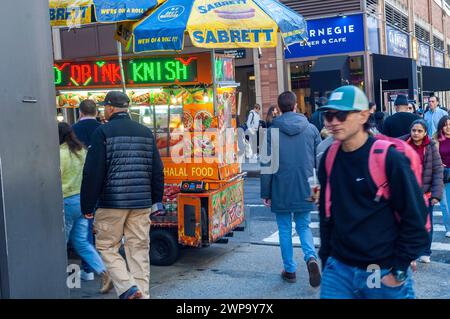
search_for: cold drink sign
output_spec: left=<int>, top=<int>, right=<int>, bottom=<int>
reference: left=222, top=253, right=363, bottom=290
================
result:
left=285, top=14, right=365, bottom=59
left=54, top=57, right=198, bottom=89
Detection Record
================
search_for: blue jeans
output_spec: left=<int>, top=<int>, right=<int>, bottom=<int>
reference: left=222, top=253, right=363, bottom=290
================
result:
left=320, top=257, right=415, bottom=299
left=81, top=218, right=95, bottom=273
left=275, top=211, right=317, bottom=273
left=424, top=201, right=434, bottom=256
left=64, top=195, right=106, bottom=274
left=439, top=183, right=450, bottom=232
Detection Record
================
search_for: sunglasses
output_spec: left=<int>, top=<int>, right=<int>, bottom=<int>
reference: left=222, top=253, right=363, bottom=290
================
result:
left=323, top=111, right=359, bottom=122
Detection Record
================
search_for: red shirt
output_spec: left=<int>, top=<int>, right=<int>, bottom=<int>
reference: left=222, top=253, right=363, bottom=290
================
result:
left=407, top=135, right=430, bottom=164
left=439, top=137, right=450, bottom=167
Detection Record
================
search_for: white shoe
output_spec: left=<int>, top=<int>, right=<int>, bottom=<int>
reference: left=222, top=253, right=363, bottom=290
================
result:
left=446, top=231, right=450, bottom=238
left=417, top=255, right=431, bottom=263
left=80, top=270, right=94, bottom=281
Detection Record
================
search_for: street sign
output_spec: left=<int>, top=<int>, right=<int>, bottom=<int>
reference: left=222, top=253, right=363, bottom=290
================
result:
left=216, top=49, right=246, bottom=59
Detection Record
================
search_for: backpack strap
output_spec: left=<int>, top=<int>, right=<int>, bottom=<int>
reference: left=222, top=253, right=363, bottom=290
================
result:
left=369, top=139, right=394, bottom=202
left=324, top=140, right=342, bottom=219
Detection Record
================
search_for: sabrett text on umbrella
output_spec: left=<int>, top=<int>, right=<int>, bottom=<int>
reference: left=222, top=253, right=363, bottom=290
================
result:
left=192, top=29, right=274, bottom=44
left=49, top=6, right=89, bottom=22
left=198, top=0, right=248, bottom=14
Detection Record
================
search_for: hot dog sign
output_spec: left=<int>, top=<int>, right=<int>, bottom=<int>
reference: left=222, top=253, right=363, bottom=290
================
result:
left=188, top=0, right=278, bottom=48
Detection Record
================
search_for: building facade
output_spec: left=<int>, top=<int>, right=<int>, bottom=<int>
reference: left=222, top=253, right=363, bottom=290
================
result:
left=254, top=0, right=450, bottom=117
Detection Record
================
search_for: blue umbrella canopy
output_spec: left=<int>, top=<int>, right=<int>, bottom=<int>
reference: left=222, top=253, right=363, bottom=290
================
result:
left=115, top=0, right=308, bottom=53
left=93, top=0, right=166, bottom=23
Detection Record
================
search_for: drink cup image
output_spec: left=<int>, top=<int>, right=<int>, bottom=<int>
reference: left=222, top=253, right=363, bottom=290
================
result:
left=307, top=170, right=320, bottom=203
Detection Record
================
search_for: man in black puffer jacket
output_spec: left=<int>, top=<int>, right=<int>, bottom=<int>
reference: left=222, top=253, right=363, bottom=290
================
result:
left=81, top=91, right=164, bottom=299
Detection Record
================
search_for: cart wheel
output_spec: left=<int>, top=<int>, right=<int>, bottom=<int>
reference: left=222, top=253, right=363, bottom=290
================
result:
left=150, top=229, right=179, bottom=266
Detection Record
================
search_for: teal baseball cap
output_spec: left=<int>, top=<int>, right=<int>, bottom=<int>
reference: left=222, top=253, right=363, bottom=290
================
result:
left=319, top=86, right=369, bottom=111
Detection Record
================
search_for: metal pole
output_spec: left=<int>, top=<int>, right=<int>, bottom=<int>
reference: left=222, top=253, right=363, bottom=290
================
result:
left=379, top=78, right=384, bottom=113
left=418, top=66, right=424, bottom=110
left=117, top=41, right=127, bottom=93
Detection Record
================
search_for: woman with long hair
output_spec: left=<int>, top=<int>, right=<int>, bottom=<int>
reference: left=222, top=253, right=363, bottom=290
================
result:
left=401, top=119, right=443, bottom=263
left=59, top=122, right=112, bottom=293
left=265, top=105, right=280, bottom=128
left=433, top=116, right=450, bottom=241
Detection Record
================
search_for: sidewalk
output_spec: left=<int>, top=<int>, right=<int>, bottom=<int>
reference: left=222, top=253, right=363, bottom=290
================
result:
left=70, top=244, right=450, bottom=299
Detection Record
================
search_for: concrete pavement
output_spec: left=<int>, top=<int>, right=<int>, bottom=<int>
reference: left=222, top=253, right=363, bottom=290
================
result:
left=70, top=241, right=450, bottom=299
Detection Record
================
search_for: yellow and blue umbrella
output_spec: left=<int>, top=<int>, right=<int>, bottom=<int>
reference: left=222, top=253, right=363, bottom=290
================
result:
left=116, top=0, right=308, bottom=53
left=49, top=0, right=165, bottom=27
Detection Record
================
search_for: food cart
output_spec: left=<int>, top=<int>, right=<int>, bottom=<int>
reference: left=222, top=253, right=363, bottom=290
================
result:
left=54, top=51, right=245, bottom=265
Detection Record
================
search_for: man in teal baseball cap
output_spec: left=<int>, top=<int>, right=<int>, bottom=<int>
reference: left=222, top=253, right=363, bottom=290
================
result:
left=319, top=85, right=370, bottom=142
left=317, top=85, right=428, bottom=299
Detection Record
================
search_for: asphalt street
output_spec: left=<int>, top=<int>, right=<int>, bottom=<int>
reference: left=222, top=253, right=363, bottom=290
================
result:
left=70, top=177, right=450, bottom=299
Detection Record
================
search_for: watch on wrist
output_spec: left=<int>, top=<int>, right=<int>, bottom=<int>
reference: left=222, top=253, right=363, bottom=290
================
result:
left=391, top=269, right=407, bottom=282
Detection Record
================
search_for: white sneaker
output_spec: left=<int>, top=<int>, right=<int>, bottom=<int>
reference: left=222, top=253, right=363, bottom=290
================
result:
left=80, top=270, right=94, bottom=281
left=446, top=231, right=450, bottom=238
left=417, top=256, right=431, bottom=263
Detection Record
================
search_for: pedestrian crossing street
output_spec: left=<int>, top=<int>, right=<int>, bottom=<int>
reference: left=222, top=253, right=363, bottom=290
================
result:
left=262, top=210, right=450, bottom=252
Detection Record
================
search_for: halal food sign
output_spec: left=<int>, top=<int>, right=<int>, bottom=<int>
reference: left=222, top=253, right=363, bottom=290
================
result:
left=54, top=57, right=198, bottom=88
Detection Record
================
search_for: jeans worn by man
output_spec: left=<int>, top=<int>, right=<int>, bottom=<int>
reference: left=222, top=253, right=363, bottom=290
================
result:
left=261, top=91, right=322, bottom=287
left=320, top=257, right=415, bottom=299
left=81, top=91, right=164, bottom=299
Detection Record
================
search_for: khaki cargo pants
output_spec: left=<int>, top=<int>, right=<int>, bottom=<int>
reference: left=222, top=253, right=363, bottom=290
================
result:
left=94, top=208, right=151, bottom=298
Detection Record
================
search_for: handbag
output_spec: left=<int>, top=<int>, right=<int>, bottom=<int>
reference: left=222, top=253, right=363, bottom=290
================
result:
left=444, top=167, right=450, bottom=183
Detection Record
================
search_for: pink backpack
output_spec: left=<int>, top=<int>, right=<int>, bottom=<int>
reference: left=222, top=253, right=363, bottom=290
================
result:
left=324, top=134, right=430, bottom=231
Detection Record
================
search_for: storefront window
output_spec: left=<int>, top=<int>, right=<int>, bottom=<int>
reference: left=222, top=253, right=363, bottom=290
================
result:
left=290, top=61, right=313, bottom=115
left=289, top=56, right=364, bottom=117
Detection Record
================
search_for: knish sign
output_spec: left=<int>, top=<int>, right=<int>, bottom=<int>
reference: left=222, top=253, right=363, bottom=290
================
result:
left=285, top=14, right=365, bottom=59
left=54, top=57, right=198, bottom=89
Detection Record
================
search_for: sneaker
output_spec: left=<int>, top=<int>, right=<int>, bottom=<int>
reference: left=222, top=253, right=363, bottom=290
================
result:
left=445, top=231, right=450, bottom=238
left=307, top=257, right=322, bottom=288
left=281, top=270, right=296, bottom=283
left=417, top=255, right=431, bottom=263
left=119, top=286, right=143, bottom=299
left=80, top=270, right=94, bottom=281
left=99, top=272, right=114, bottom=294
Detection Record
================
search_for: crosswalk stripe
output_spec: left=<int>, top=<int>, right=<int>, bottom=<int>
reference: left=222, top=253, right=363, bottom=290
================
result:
left=310, top=222, right=319, bottom=229
left=311, top=210, right=443, bottom=217
left=431, top=242, right=450, bottom=251
left=433, top=224, right=447, bottom=232
left=246, top=208, right=444, bottom=218
left=263, top=235, right=450, bottom=251
left=263, top=222, right=450, bottom=251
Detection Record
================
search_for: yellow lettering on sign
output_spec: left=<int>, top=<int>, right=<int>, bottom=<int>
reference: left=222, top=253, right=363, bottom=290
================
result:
left=191, top=167, right=214, bottom=177
left=164, top=167, right=187, bottom=177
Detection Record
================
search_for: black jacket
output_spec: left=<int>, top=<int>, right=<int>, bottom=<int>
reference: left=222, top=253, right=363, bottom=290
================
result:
left=81, top=112, right=164, bottom=214
left=382, top=112, right=421, bottom=137
left=309, top=110, right=324, bottom=132
left=318, top=137, right=428, bottom=272
left=72, top=118, right=101, bottom=147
